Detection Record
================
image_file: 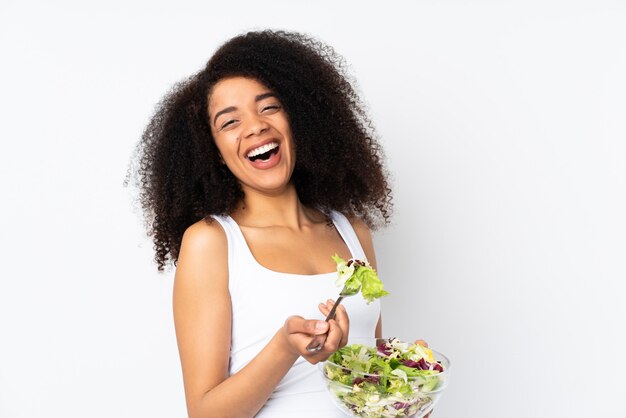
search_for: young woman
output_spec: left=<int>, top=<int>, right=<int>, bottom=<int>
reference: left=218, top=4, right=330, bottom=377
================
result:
left=134, top=30, right=395, bottom=417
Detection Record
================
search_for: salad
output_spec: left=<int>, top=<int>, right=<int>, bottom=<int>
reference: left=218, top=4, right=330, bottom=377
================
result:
left=307, top=255, right=388, bottom=353
left=332, top=254, right=388, bottom=303
left=322, top=338, right=447, bottom=417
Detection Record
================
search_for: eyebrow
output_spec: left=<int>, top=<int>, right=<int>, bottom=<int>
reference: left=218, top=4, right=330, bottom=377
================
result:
left=255, top=92, right=277, bottom=102
left=212, top=106, right=236, bottom=126
left=212, top=92, right=278, bottom=126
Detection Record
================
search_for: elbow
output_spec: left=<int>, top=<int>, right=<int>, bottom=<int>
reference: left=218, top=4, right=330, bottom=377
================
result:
left=186, top=392, right=256, bottom=418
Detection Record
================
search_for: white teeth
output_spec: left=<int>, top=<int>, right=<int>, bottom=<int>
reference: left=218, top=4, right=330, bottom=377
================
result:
left=247, top=142, right=279, bottom=158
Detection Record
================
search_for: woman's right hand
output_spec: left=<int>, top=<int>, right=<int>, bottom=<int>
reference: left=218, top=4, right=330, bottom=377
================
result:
left=280, top=299, right=349, bottom=364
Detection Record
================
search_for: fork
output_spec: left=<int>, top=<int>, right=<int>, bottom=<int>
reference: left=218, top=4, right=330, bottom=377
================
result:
left=305, top=293, right=349, bottom=352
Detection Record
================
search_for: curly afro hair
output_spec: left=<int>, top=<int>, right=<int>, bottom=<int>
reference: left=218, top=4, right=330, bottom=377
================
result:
left=131, top=30, right=393, bottom=270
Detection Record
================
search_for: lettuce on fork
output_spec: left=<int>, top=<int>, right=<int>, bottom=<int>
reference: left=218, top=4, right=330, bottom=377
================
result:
left=332, top=254, right=389, bottom=303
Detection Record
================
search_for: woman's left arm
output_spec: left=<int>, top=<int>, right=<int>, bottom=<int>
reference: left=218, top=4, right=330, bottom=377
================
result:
left=348, top=217, right=383, bottom=339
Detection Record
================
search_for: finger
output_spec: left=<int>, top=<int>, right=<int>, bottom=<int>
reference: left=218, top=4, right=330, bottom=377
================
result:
left=332, top=302, right=348, bottom=326
left=415, top=339, right=429, bottom=348
left=318, top=302, right=331, bottom=317
left=322, top=299, right=349, bottom=347
left=321, top=299, right=335, bottom=318
left=284, top=315, right=329, bottom=336
left=324, top=298, right=343, bottom=320
left=322, top=318, right=343, bottom=353
left=319, top=299, right=341, bottom=320
left=302, top=319, right=344, bottom=364
left=332, top=304, right=349, bottom=347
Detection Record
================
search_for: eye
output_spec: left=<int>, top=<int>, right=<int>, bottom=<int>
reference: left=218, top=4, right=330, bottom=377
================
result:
left=261, top=104, right=281, bottom=113
left=220, top=119, right=238, bottom=130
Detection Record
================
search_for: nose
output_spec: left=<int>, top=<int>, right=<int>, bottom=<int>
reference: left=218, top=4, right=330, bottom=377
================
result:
left=243, top=114, right=269, bottom=137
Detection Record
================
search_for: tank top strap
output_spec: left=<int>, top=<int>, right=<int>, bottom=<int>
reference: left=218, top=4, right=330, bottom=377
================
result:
left=329, top=211, right=367, bottom=261
left=210, top=215, right=256, bottom=276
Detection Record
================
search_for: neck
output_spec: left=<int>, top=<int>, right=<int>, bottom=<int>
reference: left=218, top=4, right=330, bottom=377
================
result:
left=232, top=182, right=321, bottom=229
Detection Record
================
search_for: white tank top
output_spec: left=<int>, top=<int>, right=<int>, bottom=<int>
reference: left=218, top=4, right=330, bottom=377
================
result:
left=211, top=211, right=381, bottom=417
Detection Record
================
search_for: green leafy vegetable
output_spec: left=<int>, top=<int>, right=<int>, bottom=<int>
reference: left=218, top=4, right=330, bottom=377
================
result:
left=332, top=254, right=389, bottom=303
left=322, top=338, right=446, bottom=417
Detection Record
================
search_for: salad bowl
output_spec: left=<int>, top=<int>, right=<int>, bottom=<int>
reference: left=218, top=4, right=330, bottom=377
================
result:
left=319, top=338, right=450, bottom=418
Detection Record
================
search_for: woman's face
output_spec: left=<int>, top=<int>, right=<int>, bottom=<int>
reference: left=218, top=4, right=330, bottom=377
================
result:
left=208, top=77, right=295, bottom=196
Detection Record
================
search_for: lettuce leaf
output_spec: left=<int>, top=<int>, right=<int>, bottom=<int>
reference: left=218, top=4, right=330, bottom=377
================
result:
left=332, top=254, right=389, bottom=303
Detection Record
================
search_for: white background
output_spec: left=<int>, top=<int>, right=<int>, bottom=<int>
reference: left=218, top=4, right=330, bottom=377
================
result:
left=1, top=1, right=625, bottom=417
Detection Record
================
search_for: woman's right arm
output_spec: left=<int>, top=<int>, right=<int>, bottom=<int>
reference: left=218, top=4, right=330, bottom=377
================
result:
left=173, top=220, right=348, bottom=418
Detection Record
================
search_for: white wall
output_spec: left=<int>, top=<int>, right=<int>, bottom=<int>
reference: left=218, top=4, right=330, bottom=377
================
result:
left=1, top=1, right=624, bottom=417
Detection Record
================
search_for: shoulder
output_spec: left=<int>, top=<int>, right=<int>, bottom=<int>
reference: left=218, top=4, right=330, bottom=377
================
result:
left=180, top=217, right=227, bottom=253
left=342, top=214, right=372, bottom=245
left=345, top=215, right=371, bottom=239
left=345, top=214, right=377, bottom=268
left=176, top=217, right=229, bottom=287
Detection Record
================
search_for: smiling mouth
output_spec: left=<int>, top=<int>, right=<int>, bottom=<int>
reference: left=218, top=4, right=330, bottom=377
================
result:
left=247, top=143, right=280, bottom=162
